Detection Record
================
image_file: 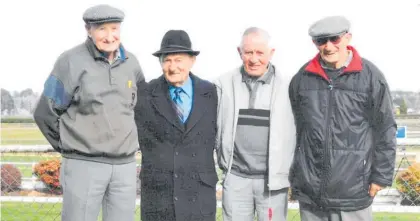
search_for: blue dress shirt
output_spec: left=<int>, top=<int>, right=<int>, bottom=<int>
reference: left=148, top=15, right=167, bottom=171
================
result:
left=168, top=76, right=193, bottom=123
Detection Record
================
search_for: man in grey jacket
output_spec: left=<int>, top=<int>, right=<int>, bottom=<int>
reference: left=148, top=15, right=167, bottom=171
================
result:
left=214, top=27, right=296, bottom=221
left=33, top=4, right=144, bottom=221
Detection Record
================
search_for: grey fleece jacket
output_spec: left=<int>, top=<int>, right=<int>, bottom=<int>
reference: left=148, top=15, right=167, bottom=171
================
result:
left=214, top=65, right=296, bottom=190
left=34, top=38, right=144, bottom=164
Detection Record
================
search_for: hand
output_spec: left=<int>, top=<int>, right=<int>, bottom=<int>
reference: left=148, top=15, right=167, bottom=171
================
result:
left=369, top=183, right=384, bottom=197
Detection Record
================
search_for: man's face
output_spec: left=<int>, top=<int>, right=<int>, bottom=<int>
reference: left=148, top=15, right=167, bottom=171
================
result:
left=238, top=33, right=275, bottom=77
left=87, top=22, right=121, bottom=53
left=161, top=53, right=196, bottom=87
left=313, top=33, right=352, bottom=66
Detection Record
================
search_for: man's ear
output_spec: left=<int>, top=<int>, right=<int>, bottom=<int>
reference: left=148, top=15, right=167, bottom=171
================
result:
left=85, top=24, right=92, bottom=37
left=190, top=55, right=196, bottom=66
left=346, top=33, right=352, bottom=43
left=237, top=47, right=242, bottom=56
left=270, top=48, right=275, bottom=59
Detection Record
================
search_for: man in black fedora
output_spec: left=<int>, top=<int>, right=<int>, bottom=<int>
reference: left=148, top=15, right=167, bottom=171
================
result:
left=134, top=30, right=219, bottom=221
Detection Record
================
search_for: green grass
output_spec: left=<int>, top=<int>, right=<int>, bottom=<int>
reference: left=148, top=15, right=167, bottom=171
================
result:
left=1, top=140, right=49, bottom=145
left=1, top=154, right=61, bottom=162
left=0, top=202, right=419, bottom=221
left=1, top=123, right=48, bottom=145
left=14, top=165, right=34, bottom=177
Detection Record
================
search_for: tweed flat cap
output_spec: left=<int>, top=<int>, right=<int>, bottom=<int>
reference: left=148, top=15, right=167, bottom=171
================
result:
left=308, top=16, right=350, bottom=39
left=83, top=4, right=125, bottom=24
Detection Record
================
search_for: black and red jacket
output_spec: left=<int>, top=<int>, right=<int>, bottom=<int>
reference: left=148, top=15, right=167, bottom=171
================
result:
left=288, top=46, right=397, bottom=211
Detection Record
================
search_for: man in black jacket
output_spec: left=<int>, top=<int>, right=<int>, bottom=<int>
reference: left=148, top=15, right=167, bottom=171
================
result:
left=134, top=30, right=218, bottom=221
left=288, top=16, right=397, bottom=221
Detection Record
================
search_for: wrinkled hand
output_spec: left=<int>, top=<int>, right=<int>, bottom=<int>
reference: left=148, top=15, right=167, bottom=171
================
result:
left=369, top=183, right=384, bottom=197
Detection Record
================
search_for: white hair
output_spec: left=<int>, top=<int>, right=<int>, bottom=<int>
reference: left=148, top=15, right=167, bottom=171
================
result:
left=239, top=27, right=273, bottom=51
left=159, top=54, right=165, bottom=64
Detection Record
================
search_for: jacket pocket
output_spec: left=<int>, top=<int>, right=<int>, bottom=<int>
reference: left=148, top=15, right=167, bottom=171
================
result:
left=199, top=172, right=218, bottom=187
left=198, top=172, right=217, bottom=215
left=326, top=150, right=366, bottom=199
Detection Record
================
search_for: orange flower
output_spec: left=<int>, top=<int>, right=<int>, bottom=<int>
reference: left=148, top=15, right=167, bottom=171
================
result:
left=396, top=162, right=420, bottom=204
left=34, top=159, right=62, bottom=191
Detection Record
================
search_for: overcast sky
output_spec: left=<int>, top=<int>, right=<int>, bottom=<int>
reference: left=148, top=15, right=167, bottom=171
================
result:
left=1, top=0, right=419, bottom=93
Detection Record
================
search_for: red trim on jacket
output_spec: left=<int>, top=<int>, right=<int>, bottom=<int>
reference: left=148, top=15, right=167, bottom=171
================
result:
left=304, top=46, right=363, bottom=81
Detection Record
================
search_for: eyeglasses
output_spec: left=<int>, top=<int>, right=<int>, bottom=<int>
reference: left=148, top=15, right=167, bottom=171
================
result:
left=313, top=34, right=345, bottom=46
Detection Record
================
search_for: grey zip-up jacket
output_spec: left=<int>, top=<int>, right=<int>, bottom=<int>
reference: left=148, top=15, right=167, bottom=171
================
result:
left=214, top=66, right=296, bottom=190
left=34, top=38, right=144, bottom=164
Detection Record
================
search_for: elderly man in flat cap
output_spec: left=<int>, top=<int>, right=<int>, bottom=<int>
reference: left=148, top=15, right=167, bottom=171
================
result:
left=33, top=4, right=144, bottom=221
left=288, top=15, right=397, bottom=221
left=214, top=27, right=295, bottom=221
left=134, top=30, right=218, bottom=221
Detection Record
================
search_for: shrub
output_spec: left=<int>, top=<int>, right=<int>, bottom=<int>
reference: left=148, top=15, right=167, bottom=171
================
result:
left=33, top=159, right=61, bottom=194
left=1, top=117, right=35, bottom=123
left=396, top=162, right=420, bottom=206
left=1, top=164, right=22, bottom=192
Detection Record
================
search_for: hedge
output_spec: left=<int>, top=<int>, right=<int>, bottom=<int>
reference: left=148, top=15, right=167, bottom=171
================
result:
left=1, top=118, right=35, bottom=123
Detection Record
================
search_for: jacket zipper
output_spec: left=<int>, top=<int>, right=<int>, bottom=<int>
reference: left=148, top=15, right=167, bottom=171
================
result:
left=319, top=78, right=334, bottom=207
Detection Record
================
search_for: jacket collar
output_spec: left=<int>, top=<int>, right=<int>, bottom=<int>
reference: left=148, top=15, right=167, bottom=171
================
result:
left=241, top=63, right=275, bottom=84
left=150, top=73, right=213, bottom=132
left=167, top=75, right=193, bottom=99
left=85, top=38, right=127, bottom=62
left=304, top=46, right=363, bottom=81
left=152, top=73, right=212, bottom=97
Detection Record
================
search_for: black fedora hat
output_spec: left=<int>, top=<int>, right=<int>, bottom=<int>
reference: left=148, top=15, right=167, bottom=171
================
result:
left=153, top=30, right=200, bottom=57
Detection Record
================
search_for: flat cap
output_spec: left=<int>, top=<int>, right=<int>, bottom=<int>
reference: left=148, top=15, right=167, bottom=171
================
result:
left=83, top=4, right=125, bottom=24
left=308, top=16, right=350, bottom=39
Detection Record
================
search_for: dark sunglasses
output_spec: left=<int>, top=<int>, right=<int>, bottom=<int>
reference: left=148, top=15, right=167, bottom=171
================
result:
left=313, top=34, right=345, bottom=46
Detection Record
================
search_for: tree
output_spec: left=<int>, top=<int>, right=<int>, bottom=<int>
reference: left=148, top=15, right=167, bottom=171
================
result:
left=400, top=98, right=408, bottom=114
left=20, top=88, right=34, bottom=97
left=19, top=88, right=38, bottom=115
left=1, top=88, right=15, bottom=115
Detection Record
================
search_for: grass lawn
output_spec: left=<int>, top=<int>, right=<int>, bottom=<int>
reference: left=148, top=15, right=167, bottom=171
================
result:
left=1, top=123, right=47, bottom=145
left=1, top=202, right=419, bottom=221
left=1, top=154, right=61, bottom=162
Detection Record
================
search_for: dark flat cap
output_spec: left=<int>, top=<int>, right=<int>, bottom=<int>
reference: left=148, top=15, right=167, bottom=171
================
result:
left=308, top=16, right=350, bottom=39
left=83, top=4, right=125, bottom=24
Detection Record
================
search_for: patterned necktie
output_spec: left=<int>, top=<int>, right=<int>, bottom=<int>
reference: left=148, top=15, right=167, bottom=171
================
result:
left=172, top=87, right=184, bottom=123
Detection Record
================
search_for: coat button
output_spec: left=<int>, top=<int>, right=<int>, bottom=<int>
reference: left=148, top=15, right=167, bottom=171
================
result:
left=174, top=197, right=178, bottom=201
left=175, top=152, right=179, bottom=155
left=192, top=153, right=196, bottom=157
left=174, top=174, right=178, bottom=178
